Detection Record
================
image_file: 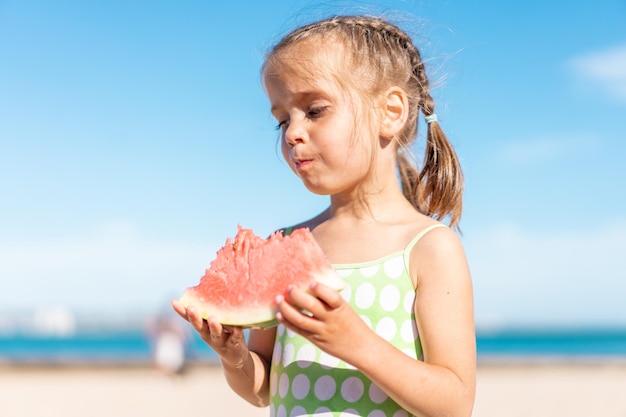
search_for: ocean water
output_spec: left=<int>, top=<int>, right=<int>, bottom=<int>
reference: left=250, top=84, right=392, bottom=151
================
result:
left=2, top=327, right=626, bottom=365
left=0, top=330, right=218, bottom=365
left=476, top=328, right=626, bottom=361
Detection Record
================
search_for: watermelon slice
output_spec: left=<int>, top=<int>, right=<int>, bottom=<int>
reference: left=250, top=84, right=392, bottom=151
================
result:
left=179, top=226, right=344, bottom=328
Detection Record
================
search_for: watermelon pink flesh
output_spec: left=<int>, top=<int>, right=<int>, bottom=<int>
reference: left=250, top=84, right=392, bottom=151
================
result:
left=179, top=226, right=344, bottom=328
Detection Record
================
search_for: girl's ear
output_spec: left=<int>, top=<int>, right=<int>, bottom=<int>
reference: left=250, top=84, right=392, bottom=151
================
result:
left=379, top=87, right=409, bottom=139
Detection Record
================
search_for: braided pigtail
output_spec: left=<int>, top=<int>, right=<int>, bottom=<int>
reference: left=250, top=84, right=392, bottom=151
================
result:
left=416, top=79, right=464, bottom=226
left=395, top=24, right=464, bottom=227
left=418, top=113, right=464, bottom=227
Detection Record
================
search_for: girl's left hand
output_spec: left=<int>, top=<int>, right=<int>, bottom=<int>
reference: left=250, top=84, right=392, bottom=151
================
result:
left=275, top=282, right=372, bottom=364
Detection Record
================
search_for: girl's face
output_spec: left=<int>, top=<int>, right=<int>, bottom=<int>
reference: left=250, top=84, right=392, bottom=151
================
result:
left=263, top=48, right=380, bottom=197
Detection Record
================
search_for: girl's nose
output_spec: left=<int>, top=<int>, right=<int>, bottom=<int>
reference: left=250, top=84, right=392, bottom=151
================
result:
left=283, top=120, right=306, bottom=147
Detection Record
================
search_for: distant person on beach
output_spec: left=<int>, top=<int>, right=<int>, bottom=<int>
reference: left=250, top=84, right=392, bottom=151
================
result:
left=149, top=313, right=190, bottom=375
left=173, top=14, right=475, bottom=416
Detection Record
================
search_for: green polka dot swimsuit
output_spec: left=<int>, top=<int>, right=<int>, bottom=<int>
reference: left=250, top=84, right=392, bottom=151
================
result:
left=269, top=224, right=444, bottom=417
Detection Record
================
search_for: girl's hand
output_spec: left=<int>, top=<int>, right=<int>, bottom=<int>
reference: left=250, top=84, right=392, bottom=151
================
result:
left=275, top=282, right=372, bottom=364
left=171, top=299, right=249, bottom=368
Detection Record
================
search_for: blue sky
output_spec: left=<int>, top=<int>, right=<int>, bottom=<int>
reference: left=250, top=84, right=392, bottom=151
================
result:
left=1, top=0, right=625, bottom=329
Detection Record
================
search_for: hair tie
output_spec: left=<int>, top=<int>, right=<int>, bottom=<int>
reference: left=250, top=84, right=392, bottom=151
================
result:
left=425, top=114, right=438, bottom=124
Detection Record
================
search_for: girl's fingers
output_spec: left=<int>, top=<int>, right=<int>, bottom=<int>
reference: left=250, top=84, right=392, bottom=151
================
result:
left=171, top=301, right=209, bottom=335
left=276, top=291, right=327, bottom=337
left=308, top=282, right=344, bottom=309
left=285, top=283, right=343, bottom=318
left=284, top=286, right=319, bottom=316
left=185, top=306, right=209, bottom=333
left=206, top=317, right=227, bottom=340
left=222, top=325, right=238, bottom=337
left=276, top=294, right=312, bottom=332
left=170, top=299, right=189, bottom=321
left=171, top=301, right=247, bottom=366
left=223, top=326, right=246, bottom=346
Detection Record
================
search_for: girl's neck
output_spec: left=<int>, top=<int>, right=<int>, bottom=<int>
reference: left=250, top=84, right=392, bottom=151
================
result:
left=328, top=184, right=415, bottom=224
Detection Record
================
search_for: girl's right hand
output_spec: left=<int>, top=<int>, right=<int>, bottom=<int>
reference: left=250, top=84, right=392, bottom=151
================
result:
left=171, top=299, right=249, bottom=368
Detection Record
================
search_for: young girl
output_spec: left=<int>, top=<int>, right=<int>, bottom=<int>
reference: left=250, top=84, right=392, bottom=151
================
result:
left=173, top=15, right=475, bottom=417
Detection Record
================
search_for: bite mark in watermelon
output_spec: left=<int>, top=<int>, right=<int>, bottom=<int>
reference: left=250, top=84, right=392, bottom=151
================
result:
left=179, top=226, right=344, bottom=328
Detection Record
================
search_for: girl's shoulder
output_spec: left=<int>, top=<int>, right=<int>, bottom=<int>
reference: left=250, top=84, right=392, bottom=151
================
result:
left=408, top=220, right=464, bottom=260
left=404, top=222, right=450, bottom=254
left=407, top=221, right=468, bottom=287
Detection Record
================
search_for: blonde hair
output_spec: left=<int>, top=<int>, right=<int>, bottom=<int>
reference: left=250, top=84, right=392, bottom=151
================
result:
left=264, top=15, right=464, bottom=227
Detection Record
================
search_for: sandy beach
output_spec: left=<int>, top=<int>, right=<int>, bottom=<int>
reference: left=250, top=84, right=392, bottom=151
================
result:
left=1, top=362, right=625, bottom=417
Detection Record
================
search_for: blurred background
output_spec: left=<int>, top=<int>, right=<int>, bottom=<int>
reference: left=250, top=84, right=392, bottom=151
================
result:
left=0, top=0, right=625, bottom=416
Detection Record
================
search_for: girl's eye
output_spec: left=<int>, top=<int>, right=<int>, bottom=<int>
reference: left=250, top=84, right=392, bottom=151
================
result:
left=275, top=120, right=289, bottom=131
left=308, top=106, right=327, bottom=118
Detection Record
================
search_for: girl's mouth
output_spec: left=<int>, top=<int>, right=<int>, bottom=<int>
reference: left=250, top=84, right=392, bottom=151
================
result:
left=294, top=158, right=313, bottom=171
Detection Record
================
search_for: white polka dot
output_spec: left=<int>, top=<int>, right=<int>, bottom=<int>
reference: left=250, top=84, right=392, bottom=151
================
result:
left=312, top=407, right=332, bottom=416
left=277, top=404, right=287, bottom=417
left=367, top=411, right=386, bottom=417
left=270, top=371, right=278, bottom=397
left=339, top=410, right=359, bottom=417
left=289, top=406, right=307, bottom=417
left=282, top=343, right=295, bottom=367
left=380, top=284, right=400, bottom=311
left=341, top=376, right=364, bottom=402
left=292, top=374, right=310, bottom=400
left=296, top=344, right=316, bottom=368
left=277, top=324, right=285, bottom=336
left=375, top=317, right=397, bottom=340
left=392, top=410, right=409, bottom=417
left=278, top=373, right=290, bottom=398
left=337, top=268, right=355, bottom=278
left=314, top=375, right=336, bottom=401
left=355, top=283, right=376, bottom=309
left=319, top=350, right=341, bottom=369
left=286, top=327, right=297, bottom=338
left=340, top=283, right=352, bottom=303
left=360, top=264, right=380, bottom=277
left=269, top=403, right=275, bottom=417
left=273, top=341, right=282, bottom=365
left=369, top=382, right=388, bottom=404
left=401, top=319, right=417, bottom=343
left=383, top=256, right=404, bottom=278
left=403, top=291, right=415, bottom=313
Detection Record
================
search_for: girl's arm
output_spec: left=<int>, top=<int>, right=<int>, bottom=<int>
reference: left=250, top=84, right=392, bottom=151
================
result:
left=221, top=327, right=276, bottom=407
left=171, top=301, right=276, bottom=407
left=361, top=226, right=476, bottom=416
left=276, top=226, right=476, bottom=417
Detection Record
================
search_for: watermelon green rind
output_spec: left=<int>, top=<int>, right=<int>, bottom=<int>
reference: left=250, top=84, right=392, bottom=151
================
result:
left=179, top=226, right=345, bottom=329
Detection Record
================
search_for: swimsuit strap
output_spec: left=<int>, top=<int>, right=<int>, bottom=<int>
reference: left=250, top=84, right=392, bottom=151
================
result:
left=405, top=223, right=448, bottom=252
left=403, top=223, right=448, bottom=272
